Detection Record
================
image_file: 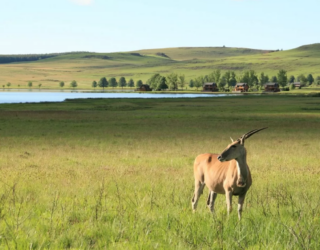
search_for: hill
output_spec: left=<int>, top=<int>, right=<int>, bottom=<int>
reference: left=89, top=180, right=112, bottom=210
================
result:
left=0, top=44, right=319, bottom=88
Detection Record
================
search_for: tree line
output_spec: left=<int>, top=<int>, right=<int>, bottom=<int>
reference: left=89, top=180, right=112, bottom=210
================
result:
left=187, top=70, right=320, bottom=91
left=3, top=71, right=320, bottom=90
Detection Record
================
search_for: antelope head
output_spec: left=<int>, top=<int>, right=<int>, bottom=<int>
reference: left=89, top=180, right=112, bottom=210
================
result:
left=217, top=127, right=268, bottom=162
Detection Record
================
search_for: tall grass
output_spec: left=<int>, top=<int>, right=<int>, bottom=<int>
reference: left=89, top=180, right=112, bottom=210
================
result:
left=0, top=95, right=320, bottom=249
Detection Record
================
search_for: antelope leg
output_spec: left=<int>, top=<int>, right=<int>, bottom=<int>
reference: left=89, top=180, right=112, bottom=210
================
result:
left=192, top=180, right=205, bottom=211
left=207, top=191, right=217, bottom=212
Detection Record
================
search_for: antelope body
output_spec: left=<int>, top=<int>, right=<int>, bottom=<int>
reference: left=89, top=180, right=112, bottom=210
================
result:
left=192, top=128, right=267, bottom=220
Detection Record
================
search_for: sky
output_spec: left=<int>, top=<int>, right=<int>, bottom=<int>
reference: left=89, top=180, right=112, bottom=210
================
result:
left=1, top=0, right=319, bottom=54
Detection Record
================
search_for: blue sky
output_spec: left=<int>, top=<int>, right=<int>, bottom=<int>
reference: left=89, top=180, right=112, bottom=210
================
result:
left=1, top=0, right=319, bottom=54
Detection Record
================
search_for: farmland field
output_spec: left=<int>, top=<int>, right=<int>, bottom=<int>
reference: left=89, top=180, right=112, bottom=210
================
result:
left=0, top=95, right=320, bottom=249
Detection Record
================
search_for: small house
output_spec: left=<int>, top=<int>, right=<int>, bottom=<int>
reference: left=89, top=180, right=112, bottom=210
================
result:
left=264, top=83, right=280, bottom=92
left=203, top=82, right=218, bottom=92
left=138, top=84, right=152, bottom=91
left=292, top=82, right=301, bottom=89
left=234, top=83, right=249, bottom=92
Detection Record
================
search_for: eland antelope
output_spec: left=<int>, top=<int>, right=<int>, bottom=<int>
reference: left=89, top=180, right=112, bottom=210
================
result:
left=192, top=128, right=267, bottom=220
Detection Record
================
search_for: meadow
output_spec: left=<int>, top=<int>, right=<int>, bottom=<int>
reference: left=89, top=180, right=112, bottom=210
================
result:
left=1, top=43, right=320, bottom=89
left=0, top=95, right=320, bottom=249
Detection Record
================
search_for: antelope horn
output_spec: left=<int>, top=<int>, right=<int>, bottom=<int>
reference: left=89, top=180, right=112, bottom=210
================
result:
left=240, top=127, right=268, bottom=141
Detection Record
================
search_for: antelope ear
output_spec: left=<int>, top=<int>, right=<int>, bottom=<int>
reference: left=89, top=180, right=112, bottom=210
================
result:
left=230, top=137, right=234, bottom=142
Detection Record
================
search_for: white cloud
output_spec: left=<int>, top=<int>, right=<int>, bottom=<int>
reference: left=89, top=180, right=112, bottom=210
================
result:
left=70, top=0, right=94, bottom=5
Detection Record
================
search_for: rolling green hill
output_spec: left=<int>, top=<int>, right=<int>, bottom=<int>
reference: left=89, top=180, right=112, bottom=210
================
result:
left=0, top=44, right=319, bottom=88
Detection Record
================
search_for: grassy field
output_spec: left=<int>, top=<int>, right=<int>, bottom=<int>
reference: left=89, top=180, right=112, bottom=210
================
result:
left=1, top=43, right=320, bottom=89
left=0, top=95, right=320, bottom=249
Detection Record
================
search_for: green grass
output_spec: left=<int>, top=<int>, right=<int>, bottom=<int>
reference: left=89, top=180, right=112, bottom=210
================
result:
left=1, top=44, right=320, bottom=89
left=0, top=95, right=320, bottom=249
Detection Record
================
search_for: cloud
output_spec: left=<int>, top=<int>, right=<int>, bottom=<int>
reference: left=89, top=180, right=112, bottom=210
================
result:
left=70, top=0, right=94, bottom=5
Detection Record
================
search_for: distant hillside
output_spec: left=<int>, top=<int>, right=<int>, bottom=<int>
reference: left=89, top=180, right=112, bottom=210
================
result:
left=136, top=47, right=272, bottom=61
left=0, top=44, right=319, bottom=88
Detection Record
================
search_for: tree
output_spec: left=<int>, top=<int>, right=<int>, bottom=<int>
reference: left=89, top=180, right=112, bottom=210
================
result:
left=189, top=79, right=195, bottom=88
left=290, top=83, right=296, bottom=90
left=316, top=76, right=320, bottom=86
left=223, top=71, right=231, bottom=86
left=259, top=72, right=269, bottom=86
left=136, top=80, right=143, bottom=88
left=307, top=74, right=314, bottom=85
left=70, top=80, right=77, bottom=89
left=118, top=77, right=127, bottom=89
left=128, top=78, right=135, bottom=88
left=277, top=69, right=287, bottom=88
left=28, top=81, right=32, bottom=88
left=166, top=73, right=178, bottom=90
left=146, top=74, right=160, bottom=89
left=59, top=81, right=65, bottom=88
left=156, top=76, right=168, bottom=90
left=297, top=74, right=307, bottom=86
left=238, top=70, right=258, bottom=87
left=109, top=77, right=117, bottom=88
left=92, top=80, right=97, bottom=88
left=147, top=74, right=167, bottom=90
left=288, top=75, right=295, bottom=83
left=229, top=71, right=237, bottom=86
left=38, top=83, right=42, bottom=89
left=218, top=76, right=227, bottom=90
left=6, top=82, right=11, bottom=87
left=178, top=74, right=186, bottom=90
left=194, top=76, right=204, bottom=90
left=270, top=76, right=278, bottom=83
left=98, top=77, right=108, bottom=90
left=213, top=69, right=221, bottom=84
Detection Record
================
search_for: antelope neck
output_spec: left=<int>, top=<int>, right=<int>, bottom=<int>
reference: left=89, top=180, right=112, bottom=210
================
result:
left=235, top=155, right=248, bottom=181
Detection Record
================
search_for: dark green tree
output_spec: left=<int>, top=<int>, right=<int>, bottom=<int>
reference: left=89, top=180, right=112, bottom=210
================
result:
left=259, top=72, right=269, bottom=86
left=136, top=80, right=143, bottom=88
left=128, top=78, right=135, bottom=88
left=307, top=74, right=314, bottom=85
left=28, top=81, right=32, bottom=88
left=70, top=80, right=77, bottom=89
left=229, top=71, right=237, bottom=86
left=59, top=81, right=64, bottom=88
left=92, top=80, right=97, bottom=88
left=118, top=77, right=127, bottom=89
left=189, top=79, right=195, bottom=88
left=277, top=69, right=288, bottom=88
left=288, top=75, right=295, bottom=83
left=6, top=82, right=11, bottom=87
left=98, top=77, right=108, bottom=90
left=109, top=77, right=117, bottom=88
left=156, top=76, right=168, bottom=90
left=270, top=76, right=278, bottom=83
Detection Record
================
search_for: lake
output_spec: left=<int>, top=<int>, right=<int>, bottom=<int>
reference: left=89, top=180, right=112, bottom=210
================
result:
left=0, top=90, right=237, bottom=104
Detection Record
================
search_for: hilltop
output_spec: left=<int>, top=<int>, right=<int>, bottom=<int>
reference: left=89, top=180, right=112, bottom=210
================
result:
left=0, top=44, right=319, bottom=88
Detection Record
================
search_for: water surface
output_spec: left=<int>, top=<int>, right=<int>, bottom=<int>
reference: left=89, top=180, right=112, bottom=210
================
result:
left=0, top=90, right=237, bottom=104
